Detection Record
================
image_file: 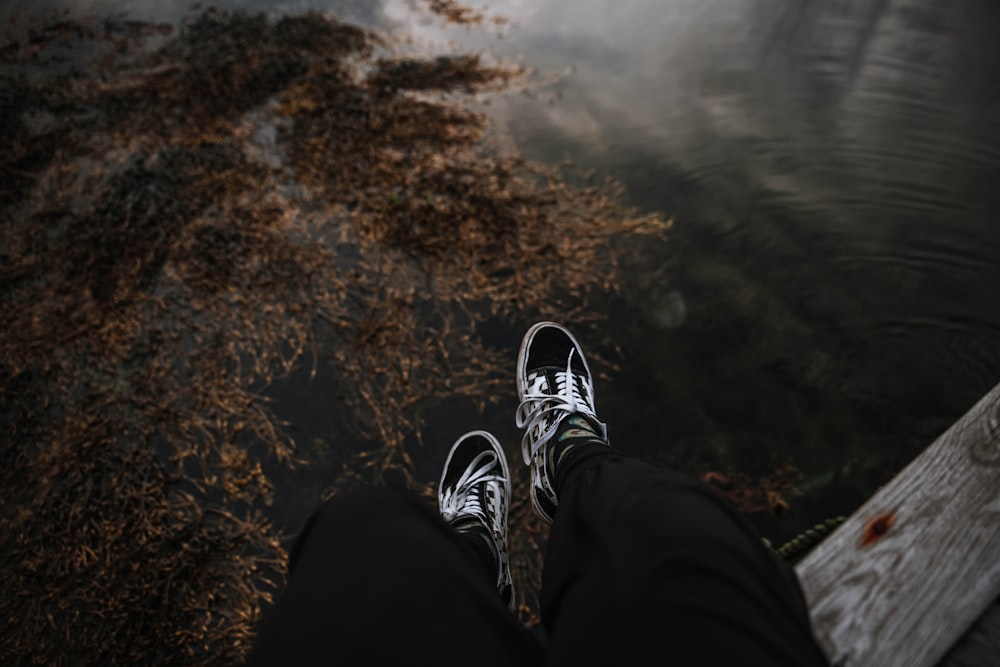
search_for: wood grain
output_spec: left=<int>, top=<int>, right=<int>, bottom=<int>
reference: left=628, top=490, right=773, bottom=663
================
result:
left=795, top=381, right=1000, bottom=667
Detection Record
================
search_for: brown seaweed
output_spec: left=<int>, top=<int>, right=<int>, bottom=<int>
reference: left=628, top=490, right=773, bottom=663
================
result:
left=1, top=7, right=668, bottom=664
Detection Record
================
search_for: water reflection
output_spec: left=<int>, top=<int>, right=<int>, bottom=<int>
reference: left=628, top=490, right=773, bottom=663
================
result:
left=7, top=0, right=999, bottom=537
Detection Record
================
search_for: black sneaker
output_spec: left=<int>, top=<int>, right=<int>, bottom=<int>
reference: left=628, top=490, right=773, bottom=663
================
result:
left=438, top=430, right=514, bottom=609
left=515, top=321, right=608, bottom=524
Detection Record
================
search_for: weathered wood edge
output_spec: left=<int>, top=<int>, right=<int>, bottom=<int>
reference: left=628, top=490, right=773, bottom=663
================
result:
left=794, top=381, right=1000, bottom=667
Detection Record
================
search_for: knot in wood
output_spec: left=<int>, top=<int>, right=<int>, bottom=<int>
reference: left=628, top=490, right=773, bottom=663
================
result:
left=859, top=511, right=897, bottom=548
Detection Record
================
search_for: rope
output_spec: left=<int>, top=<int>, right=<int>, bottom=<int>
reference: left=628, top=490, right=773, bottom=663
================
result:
left=764, top=516, right=848, bottom=563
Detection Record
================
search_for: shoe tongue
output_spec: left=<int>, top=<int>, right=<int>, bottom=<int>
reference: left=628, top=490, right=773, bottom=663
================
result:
left=529, top=366, right=577, bottom=394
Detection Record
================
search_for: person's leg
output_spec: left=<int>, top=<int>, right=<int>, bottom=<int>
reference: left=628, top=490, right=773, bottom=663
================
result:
left=246, top=436, right=542, bottom=666
left=541, top=442, right=829, bottom=666
left=514, top=321, right=829, bottom=666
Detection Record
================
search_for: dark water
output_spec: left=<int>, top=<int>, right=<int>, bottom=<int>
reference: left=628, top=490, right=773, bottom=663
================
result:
left=351, top=0, right=1000, bottom=547
left=8, top=0, right=999, bottom=546
left=423, top=0, right=1000, bottom=544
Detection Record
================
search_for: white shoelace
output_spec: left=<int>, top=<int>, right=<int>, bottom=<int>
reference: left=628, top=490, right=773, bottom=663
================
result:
left=439, top=450, right=504, bottom=523
left=515, top=348, right=596, bottom=465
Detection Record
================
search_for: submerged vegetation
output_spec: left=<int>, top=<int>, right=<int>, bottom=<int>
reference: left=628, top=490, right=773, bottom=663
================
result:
left=1, top=6, right=667, bottom=664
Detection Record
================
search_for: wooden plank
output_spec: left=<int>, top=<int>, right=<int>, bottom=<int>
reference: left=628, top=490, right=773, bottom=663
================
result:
left=794, top=381, right=1000, bottom=667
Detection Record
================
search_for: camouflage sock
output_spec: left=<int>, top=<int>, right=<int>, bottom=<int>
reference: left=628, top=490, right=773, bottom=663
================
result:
left=550, top=413, right=608, bottom=472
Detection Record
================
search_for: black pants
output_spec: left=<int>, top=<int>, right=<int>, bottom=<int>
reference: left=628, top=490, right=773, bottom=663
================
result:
left=245, top=446, right=830, bottom=666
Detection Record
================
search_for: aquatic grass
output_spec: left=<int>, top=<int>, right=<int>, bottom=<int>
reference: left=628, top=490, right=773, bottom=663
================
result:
left=1, top=6, right=669, bottom=664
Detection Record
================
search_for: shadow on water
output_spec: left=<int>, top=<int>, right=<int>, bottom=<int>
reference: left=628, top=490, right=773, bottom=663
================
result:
left=3, top=0, right=1000, bottom=663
